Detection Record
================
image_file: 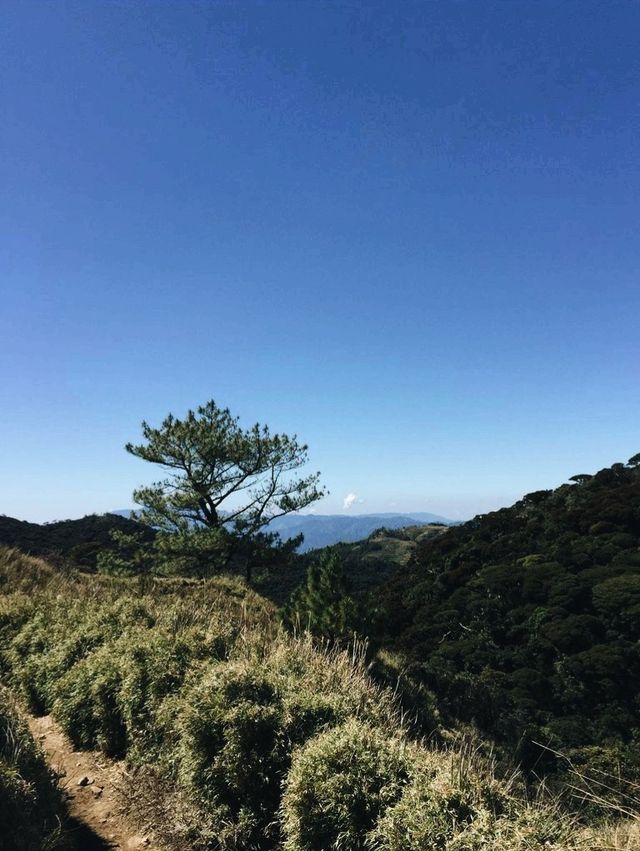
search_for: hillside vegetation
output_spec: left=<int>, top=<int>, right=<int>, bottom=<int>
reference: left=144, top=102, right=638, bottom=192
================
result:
left=0, top=513, right=448, bottom=608
left=0, top=512, right=154, bottom=570
left=257, top=524, right=448, bottom=605
left=377, top=456, right=640, bottom=783
left=305, top=524, right=449, bottom=592
left=0, top=548, right=612, bottom=851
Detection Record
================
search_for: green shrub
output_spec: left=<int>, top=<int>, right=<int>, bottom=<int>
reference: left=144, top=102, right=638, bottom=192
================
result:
left=171, top=660, right=283, bottom=848
left=169, top=636, right=400, bottom=849
left=369, top=746, right=581, bottom=851
left=264, top=635, right=397, bottom=734
left=0, top=594, right=34, bottom=656
left=5, top=595, right=132, bottom=714
left=53, top=644, right=126, bottom=756
left=281, top=719, right=412, bottom=851
left=117, top=630, right=202, bottom=760
left=369, top=747, right=508, bottom=850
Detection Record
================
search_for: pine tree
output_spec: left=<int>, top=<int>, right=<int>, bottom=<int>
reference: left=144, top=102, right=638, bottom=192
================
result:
left=125, top=399, right=326, bottom=581
left=283, top=553, right=361, bottom=643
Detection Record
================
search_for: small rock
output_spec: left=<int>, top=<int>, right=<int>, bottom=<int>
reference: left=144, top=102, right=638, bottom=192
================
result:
left=77, top=775, right=93, bottom=787
left=127, top=838, right=150, bottom=849
left=91, top=785, right=103, bottom=797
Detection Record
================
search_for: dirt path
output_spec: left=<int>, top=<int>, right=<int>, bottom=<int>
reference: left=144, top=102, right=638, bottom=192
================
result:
left=28, top=715, right=158, bottom=851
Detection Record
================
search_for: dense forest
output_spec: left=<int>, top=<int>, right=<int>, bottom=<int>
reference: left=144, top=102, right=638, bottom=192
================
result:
left=375, top=456, right=640, bottom=782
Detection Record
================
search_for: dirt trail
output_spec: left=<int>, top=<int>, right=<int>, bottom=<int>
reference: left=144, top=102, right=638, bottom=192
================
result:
left=28, top=714, right=158, bottom=851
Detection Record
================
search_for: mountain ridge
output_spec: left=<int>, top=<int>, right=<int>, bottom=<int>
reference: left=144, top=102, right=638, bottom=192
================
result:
left=109, top=508, right=455, bottom=551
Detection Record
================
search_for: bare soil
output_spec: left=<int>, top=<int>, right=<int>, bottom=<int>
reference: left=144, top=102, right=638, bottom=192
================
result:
left=28, top=714, right=159, bottom=851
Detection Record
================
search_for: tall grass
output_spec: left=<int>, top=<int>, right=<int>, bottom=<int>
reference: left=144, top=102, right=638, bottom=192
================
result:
left=0, top=547, right=634, bottom=850
left=533, top=741, right=640, bottom=851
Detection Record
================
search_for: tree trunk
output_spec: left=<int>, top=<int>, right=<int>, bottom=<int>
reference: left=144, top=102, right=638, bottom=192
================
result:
left=224, top=534, right=253, bottom=585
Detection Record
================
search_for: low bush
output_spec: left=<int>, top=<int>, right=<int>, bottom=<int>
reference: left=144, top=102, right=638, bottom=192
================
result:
left=54, top=643, right=126, bottom=756
left=167, top=639, right=399, bottom=847
left=281, top=718, right=411, bottom=851
left=369, top=746, right=574, bottom=851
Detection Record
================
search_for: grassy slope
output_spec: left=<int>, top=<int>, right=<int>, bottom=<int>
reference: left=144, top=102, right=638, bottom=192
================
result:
left=0, top=547, right=612, bottom=851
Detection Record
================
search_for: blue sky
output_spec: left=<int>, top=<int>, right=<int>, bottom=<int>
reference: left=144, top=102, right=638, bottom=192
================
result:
left=1, top=0, right=639, bottom=523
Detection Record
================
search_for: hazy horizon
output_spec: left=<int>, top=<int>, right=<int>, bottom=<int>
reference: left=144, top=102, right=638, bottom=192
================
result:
left=0, top=490, right=552, bottom=526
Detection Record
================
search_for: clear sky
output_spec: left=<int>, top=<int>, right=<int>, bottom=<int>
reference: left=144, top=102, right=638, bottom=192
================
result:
left=2, top=0, right=639, bottom=523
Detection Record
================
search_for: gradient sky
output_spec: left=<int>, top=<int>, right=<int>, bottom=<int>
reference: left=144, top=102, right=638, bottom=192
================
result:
left=2, top=0, right=639, bottom=523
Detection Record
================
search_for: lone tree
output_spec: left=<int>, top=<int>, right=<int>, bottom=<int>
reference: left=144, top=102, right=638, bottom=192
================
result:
left=126, top=400, right=326, bottom=580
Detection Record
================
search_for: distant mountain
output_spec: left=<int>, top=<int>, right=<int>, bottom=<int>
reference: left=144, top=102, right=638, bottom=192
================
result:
left=266, top=512, right=453, bottom=552
left=110, top=509, right=453, bottom=552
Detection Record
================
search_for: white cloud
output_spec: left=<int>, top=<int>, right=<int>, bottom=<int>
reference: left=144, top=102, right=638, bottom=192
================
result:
left=343, top=492, right=363, bottom=510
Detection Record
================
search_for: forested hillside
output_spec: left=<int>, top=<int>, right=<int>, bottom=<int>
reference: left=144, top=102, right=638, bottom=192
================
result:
left=259, top=524, right=448, bottom=605
left=0, top=513, right=155, bottom=569
left=377, top=456, right=640, bottom=779
left=303, top=524, right=448, bottom=591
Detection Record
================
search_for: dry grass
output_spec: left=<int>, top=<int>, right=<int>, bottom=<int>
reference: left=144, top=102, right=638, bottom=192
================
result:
left=586, top=820, right=640, bottom=851
left=530, top=742, right=640, bottom=851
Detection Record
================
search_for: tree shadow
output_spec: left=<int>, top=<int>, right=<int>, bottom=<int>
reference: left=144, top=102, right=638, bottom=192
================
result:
left=65, top=816, right=114, bottom=851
